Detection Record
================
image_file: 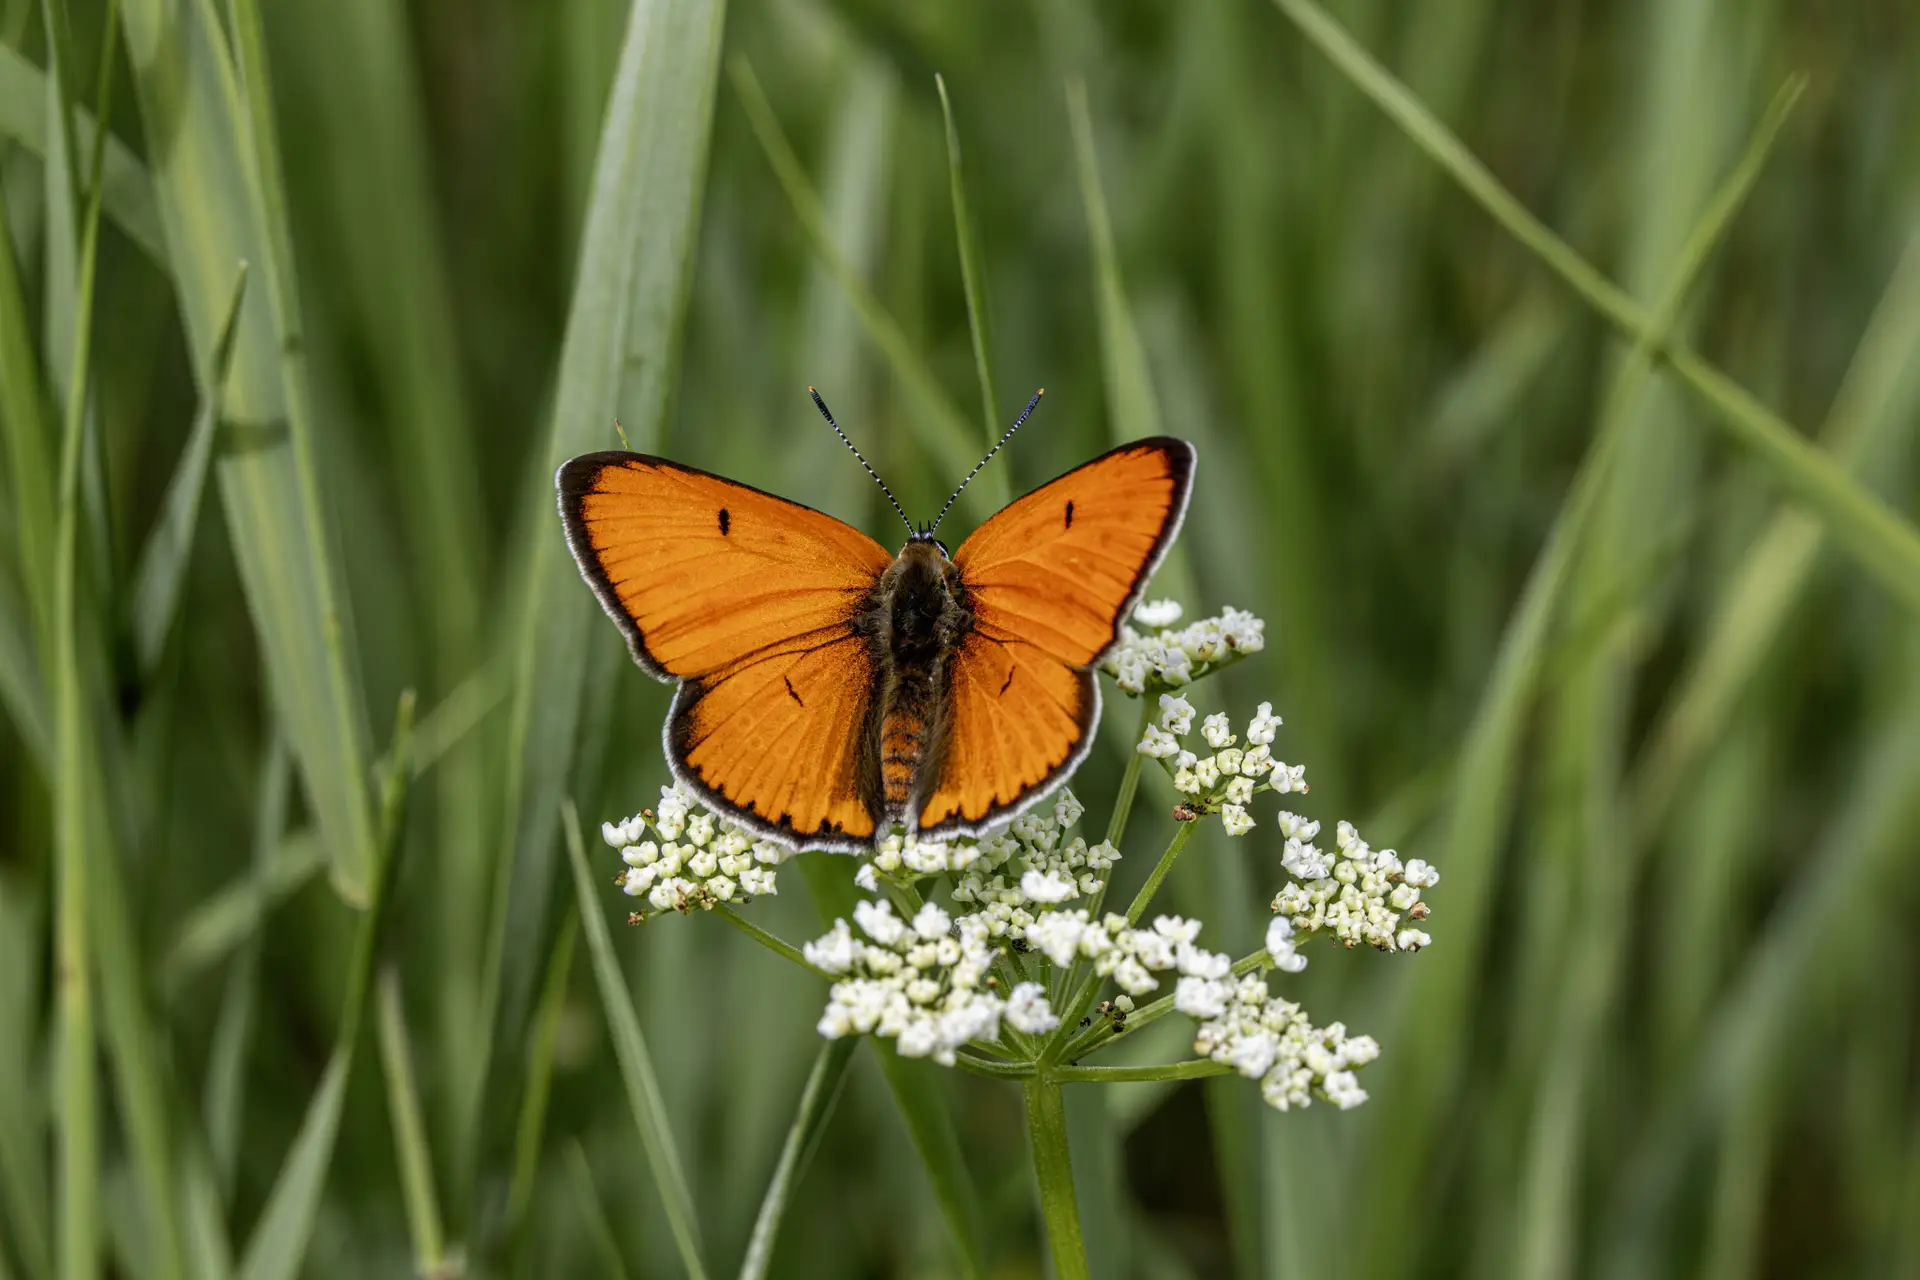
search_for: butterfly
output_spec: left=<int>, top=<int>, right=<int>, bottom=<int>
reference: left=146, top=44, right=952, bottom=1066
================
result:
left=556, top=388, right=1193, bottom=851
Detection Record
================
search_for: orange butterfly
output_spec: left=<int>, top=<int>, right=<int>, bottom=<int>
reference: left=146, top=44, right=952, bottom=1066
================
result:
left=557, top=389, right=1193, bottom=851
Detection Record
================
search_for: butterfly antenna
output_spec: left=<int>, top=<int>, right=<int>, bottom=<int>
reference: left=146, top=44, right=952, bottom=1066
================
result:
left=926, top=388, right=1044, bottom=534
left=811, top=387, right=914, bottom=536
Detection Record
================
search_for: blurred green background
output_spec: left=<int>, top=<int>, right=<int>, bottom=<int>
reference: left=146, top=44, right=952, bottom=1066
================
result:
left=5, top=0, right=1920, bottom=1276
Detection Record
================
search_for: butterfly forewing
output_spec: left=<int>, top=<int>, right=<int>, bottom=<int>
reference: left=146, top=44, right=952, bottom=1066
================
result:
left=557, top=452, right=891, bottom=846
left=917, top=438, right=1194, bottom=834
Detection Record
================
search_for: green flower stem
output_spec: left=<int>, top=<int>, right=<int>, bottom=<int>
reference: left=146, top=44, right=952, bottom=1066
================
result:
left=1063, top=950, right=1272, bottom=1062
left=1023, top=1075, right=1090, bottom=1280
left=1052, top=1060, right=1233, bottom=1084
left=1054, top=694, right=1154, bottom=1000
left=884, top=878, right=926, bottom=917
left=712, top=904, right=833, bottom=980
left=953, top=1052, right=1034, bottom=1081
left=1124, top=820, right=1198, bottom=926
left=1045, top=819, right=1203, bottom=1061
left=1104, top=696, right=1155, bottom=849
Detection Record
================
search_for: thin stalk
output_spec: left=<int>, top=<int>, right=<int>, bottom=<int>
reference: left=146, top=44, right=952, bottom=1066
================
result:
left=1063, top=951, right=1271, bottom=1062
left=1053, top=1060, right=1232, bottom=1084
left=951, top=1052, right=1034, bottom=1082
left=375, top=967, right=445, bottom=1275
left=565, top=1144, right=633, bottom=1280
left=934, top=73, right=1004, bottom=467
left=730, top=56, right=979, bottom=483
left=711, top=905, right=832, bottom=979
left=504, top=908, right=577, bottom=1259
left=47, top=1, right=119, bottom=1270
left=1103, top=698, right=1155, bottom=850
left=1124, top=821, right=1198, bottom=927
left=1047, top=820, right=1202, bottom=1059
left=739, top=1038, right=858, bottom=1280
left=1023, top=1075, right=1089, bottom=1280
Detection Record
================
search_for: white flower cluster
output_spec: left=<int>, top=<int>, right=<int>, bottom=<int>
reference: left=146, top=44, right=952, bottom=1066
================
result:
left=1136, top=696, right=1307, bottom=834
left=1271, top=817, right=1438, bottom=952
left=1025, top=912, right=1234, bottom=998
left=603, top=783, right=792, bottom=917
left=946, top=792, right=1118, bottom=932
left=1101, top=602, right=1266, bottom=693
left=1191, top=970, right=1380, bottom=1111
left=805, top=900, right=1058, bottom=1065
left=861, top=830, right=985, bottom=885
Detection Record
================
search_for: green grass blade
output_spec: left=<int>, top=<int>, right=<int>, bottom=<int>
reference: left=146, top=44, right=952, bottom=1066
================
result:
left=0, top=875, right=48, bottom=1280
left=0, top=42, right=164, bottom=267
left=934, top=73, right=1009, bottom=489
left=562, top=801, right=709, bottom=1279
left=88, top=787, right=190, bottom=1280
left=0, top=127, right=57, bottom=657
left=794, top=855, right=986, bottom=1279
left=469, top=0, right=728, bottom=1186
left=1269, top=0, right=1920, bottom=615
left=223, top=0, right=386, bottom=902
left=0, top=216, right=46, bottom=773
left=44, top=0, right=109, bottom=1267
left=374, top=967, right=445, bottom=1276
left=129, top=261, right=247, bottom=678
left=1602, top=646, right=1920, bottom=1277
left=178, top=1152, right=234, bottom=1280
left=1508, top=76, right=1802, bottom=1280
left=730, top=57, right=982, bottom=497
left=780, top=56, right=894, bottom=520
left=1635, top=229, right=1920, bottom=828
left=872, top=1046, right=988, bottom=1280
left=162, top=667, right=499, bottom=994
left=504, top=907, right=578, bottom=1260
left=1066, top=79, right=1159, bottom=447
left=204, top=734, right=290, bottom=1198
left=0, top=571, right=48, bottom=773
left=1061, top=76, right=1202, bottom=616
left=117, top=0, right=380, bottom=902
left=738, top=1036, right=856, bottom=1280
left=566, top=1144, right=634, bottom=1280
left=159, top=831, right=325, bottom=996
left=261, top=0, right=486, bottom=680
left=235, top=692, right=412, bottom=1280
left=37, top=23, right=198, bottom=1273
left=230, top=1056, right=347, bottom=1280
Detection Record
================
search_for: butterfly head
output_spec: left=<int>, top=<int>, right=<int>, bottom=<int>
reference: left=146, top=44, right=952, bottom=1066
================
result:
left=905, top=527, right=952, bottom=560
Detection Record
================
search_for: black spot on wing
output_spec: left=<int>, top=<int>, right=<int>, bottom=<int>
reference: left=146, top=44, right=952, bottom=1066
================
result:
left=999, top=669, right=1015, bottom=696
left=718, top=508, right=731, bottom=535
left=784, top=675, right=804, bottom=706
left=1064, top=499, right=1074, bottom=530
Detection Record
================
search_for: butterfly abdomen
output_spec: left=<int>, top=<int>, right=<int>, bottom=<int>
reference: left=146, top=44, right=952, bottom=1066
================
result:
left=866, top=539, right=972, bottom=823
left=879, top=707, right=928, bottom=807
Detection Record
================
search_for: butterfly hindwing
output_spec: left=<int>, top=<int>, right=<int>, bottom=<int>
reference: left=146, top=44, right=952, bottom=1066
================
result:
left=917, top=438, right=1195, bottom=834
left=557, top=452, right=892, bottom=846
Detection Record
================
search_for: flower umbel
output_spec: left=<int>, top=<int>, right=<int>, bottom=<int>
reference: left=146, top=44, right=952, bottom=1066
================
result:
left=805, top=900, right=1058, bottom=1065
left=599, top=600, right=1437, bottom=1121
left=602, top=783, right=793, bottom=917
left=1100, top=603, right=1266, bottom=694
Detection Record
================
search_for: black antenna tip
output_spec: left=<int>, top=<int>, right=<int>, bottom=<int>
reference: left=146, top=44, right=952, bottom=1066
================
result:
left=809, top=385, right=915, bottom=537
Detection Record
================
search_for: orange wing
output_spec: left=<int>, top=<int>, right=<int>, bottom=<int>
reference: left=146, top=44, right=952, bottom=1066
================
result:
left=917, top=438, right=1195, bottom=834
left=558, top=452, right=892, bottom=848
